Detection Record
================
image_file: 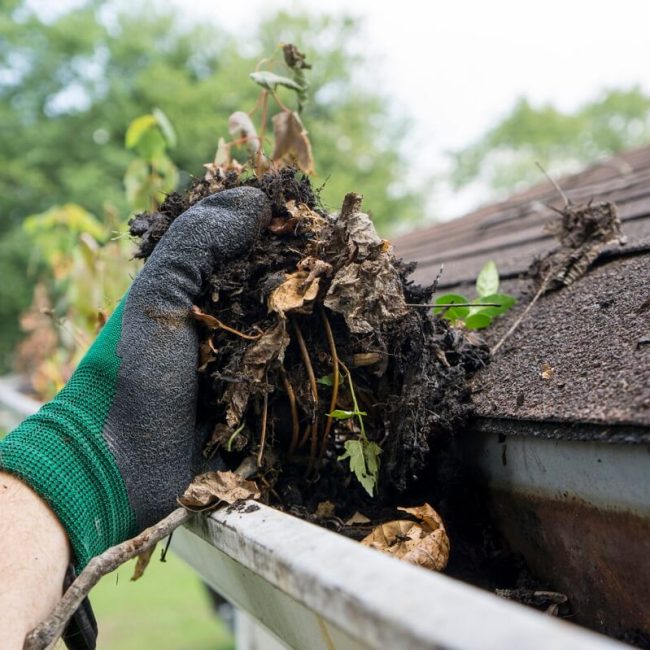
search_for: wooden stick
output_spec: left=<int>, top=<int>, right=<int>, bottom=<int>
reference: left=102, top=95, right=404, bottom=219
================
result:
left=24, top=508, right=193, bottom=650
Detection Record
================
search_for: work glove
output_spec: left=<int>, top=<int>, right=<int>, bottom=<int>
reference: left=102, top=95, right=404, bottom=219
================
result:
left=0, top=186, right=271, bottom=571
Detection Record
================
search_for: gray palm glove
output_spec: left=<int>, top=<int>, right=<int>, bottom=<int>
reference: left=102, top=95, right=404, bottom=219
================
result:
left=0, top=186, right=271, bottom=568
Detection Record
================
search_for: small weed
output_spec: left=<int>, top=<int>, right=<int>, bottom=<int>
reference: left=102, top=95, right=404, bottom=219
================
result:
left=433, top=260, right=516, bottom=330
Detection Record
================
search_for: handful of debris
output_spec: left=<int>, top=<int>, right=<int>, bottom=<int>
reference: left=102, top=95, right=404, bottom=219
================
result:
left=131, top=168, right=488, bottom=512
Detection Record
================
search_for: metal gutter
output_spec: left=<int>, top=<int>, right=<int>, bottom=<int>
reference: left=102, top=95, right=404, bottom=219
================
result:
left=0, top=377, right=635, bottom=648
left=172, top=501, right=626, bottom=650
left=461, top=428, right=650, bottom=637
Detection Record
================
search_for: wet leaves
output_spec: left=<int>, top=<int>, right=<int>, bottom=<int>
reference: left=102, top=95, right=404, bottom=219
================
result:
left=361, top=504, right=450, bottom=572
left=179, top=471, right=261, bottom=512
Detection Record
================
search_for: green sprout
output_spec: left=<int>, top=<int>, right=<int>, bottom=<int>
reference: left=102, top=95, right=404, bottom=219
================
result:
left=433, top=260, right=516, bottom=330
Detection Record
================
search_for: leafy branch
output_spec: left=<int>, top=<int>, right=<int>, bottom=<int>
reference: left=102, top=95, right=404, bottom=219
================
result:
left=212, top=44, right=315, bottom=178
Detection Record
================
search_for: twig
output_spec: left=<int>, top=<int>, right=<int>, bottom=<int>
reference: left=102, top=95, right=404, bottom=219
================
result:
left=291, top=318, right=319, bottom=461
left=406, top=302, right=502, bottom=308
left=536, top=161, right=569, bottom=208
left=191, top=307, right=262, bottom=341
left=491, top=278, right=550, bottom=355
left=281, top=367, right=301, bottom=454
left=255, top=90, right=269, bottom=175
left=431, top=263, right=444, bottom=294
left=319, top=307, right=340, bottom=464
left=24, top=508, right=193, bottom=650
left=256, top=388, right=269, bottom=467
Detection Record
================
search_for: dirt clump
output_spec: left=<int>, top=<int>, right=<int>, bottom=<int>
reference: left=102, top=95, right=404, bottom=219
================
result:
left=130, top=168, right=488, bottom=517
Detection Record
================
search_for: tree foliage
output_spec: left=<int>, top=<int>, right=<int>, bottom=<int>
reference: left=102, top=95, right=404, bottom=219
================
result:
left=450, top=87, right=650, bottom=196
left=0, top=2, right=422, bottom=228
left=0, top=1, right=424, bottom=370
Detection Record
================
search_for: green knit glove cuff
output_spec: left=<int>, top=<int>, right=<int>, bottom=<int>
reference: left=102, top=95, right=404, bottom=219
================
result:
left=0, top=299, right=137, bottom=570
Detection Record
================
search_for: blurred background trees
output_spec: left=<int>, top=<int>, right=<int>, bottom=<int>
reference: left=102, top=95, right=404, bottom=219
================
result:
left=2, top=0, right=650, bottom=373
left=0, top=0, right=423, bottom=371
left=450, top=87, right=650, bottom=196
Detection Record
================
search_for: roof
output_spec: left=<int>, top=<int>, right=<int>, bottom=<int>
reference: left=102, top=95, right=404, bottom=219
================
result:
left=394, top=146, right=650, bottom=433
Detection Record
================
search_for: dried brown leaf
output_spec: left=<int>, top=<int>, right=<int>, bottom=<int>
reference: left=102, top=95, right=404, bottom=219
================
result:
left=131, top=544, right=156, bottom=582
left=345, top=512, right=371, bottom=525
left=268, top=271, right=320, bottom=316
left=315, top=500, right=336, bottom=518
left=540, top=362, right=555, bottom=380
left=179, top=471, right=261, bottom=512
left=223, top=321, right=290, bottom=427
left=324, top=257, right=408, bottom=334
left=228, top=111, right=259, bottom=155
left=361, top=503, right=449, bottom=572
left=271, top=110, right=314, bottom=174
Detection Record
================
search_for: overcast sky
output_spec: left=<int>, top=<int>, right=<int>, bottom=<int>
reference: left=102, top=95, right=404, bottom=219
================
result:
left=175, top=0, right=650, bottom=219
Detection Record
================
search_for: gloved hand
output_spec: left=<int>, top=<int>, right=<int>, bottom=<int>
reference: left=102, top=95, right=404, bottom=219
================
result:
left=0, top=186, right=271, bottom=570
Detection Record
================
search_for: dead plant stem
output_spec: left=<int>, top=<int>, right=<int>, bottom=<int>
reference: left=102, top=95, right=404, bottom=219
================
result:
left=291, top=317, right=319, bottom=463
left=491, top=277, right=550, bottom=355
left=281, top=367, right=301, bottom=454
left=257, top=387, right=269, bottom=467
left=319, top=307, right=340, bottom=463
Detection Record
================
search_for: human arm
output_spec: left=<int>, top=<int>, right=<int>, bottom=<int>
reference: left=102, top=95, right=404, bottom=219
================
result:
left=0, top=186, right=271, bottom=648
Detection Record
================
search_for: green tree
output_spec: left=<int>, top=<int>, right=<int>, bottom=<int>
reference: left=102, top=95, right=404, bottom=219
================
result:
left=0, top=1, right=424, bottom=370
left=450, top=87, right=650, bottom=196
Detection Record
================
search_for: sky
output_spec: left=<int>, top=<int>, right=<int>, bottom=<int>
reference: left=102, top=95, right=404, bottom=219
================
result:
left=173, top=0, right=650, bottom=220
left=31, top=0, right=650, bottom=220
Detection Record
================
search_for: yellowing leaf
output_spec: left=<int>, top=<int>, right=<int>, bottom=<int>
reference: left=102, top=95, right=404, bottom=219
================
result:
left=271, top=110, right=314, bottom=174
left=540, top=362, right=555, bottom=380
left=179, top=471, right=261, bottom=512
left=125, top=114, right=157, bottom=149
left=361, top=503, right=450, bottom=572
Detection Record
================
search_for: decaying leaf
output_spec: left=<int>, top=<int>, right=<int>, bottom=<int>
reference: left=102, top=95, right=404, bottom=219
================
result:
left=271, top=110, right=314, bottom=174
left=315, top=500, right=336, bottom=518
left=131, top=544, right=157, bottom=582
left=228, top=111, right=259, bottom=155
left=179, top=471, right=261, bottom=511
left=540, top=362, right=555, bottom=380
left=268, top=271, right=320, bottom=316
left=536, top=201, right=624, bottom=292
left=361, top=503, right=450, bottom=572
left=250, top=70, right=304, bottom=92
left=223, top=320, right=290, bottom=427
left=198, top=337, right=218, bottom=372
left=324, top=257, right=409, bottom=334
left=345, top=512, right=371, bottom=525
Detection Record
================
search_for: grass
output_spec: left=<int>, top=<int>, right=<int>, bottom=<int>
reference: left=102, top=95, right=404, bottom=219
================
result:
left=87, top=551, right=234, bottom=650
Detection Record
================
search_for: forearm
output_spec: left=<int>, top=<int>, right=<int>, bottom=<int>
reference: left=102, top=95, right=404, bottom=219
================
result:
left=0, top=472, right=70, bottom=648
